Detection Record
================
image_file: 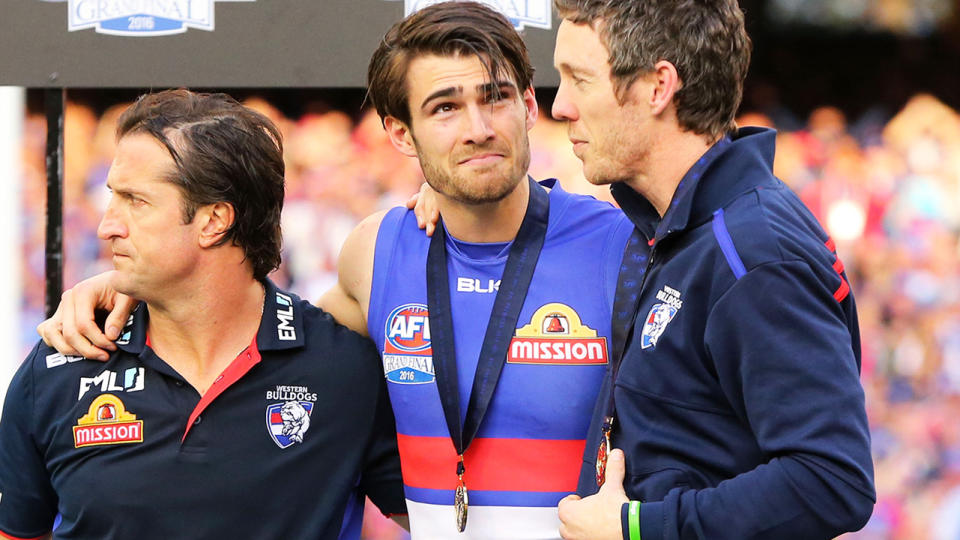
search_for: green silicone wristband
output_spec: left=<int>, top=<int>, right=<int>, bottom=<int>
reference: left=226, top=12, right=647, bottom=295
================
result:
left=629, top=500, right=641, bottom=540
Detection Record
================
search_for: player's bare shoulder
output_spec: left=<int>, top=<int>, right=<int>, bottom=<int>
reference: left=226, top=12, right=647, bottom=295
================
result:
left=338, top=209, right=389, bottom=301
left=316, top=210, right=390, bottom=336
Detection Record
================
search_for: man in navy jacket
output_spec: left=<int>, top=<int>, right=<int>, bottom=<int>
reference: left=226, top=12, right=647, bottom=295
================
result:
left=552, top=2, right=875, bottom=539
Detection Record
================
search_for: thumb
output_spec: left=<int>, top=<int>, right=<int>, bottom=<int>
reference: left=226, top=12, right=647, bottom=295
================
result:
left=105, top=294, right=137, bottom=341
left=600, top=448, right=627, bottom=496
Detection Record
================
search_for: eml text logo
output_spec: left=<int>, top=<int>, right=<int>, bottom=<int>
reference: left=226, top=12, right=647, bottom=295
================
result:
left=57, top=0, right=255, bottom=37
left=276, top=292, right=296, bottom=341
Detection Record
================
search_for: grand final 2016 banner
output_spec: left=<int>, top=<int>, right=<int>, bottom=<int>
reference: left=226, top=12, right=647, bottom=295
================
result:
left=1, top=0, right=561, bottom=87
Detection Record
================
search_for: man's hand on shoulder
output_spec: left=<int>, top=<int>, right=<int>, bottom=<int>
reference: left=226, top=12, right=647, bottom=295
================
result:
left=558, top=449, right=630, bottom=540
left=36, top=271, right=137, bottom=362
left=405, top=182, right=440, bottom=236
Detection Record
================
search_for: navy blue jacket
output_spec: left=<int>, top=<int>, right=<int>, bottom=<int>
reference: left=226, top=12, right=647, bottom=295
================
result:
left=577, top=128, right=875, bottom=539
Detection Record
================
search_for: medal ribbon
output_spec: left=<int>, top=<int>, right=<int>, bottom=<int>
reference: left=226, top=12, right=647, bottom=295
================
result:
left=597, top=137, right=732, bottom=486
left=610, top=230, right=647, bottom=365
left=595, top=229, right=647, bottom=486
left=427, top=176, right=549, bottom=472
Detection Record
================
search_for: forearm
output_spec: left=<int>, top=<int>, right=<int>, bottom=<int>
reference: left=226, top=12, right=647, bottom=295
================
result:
left=647, top=262, right=877, bottom=539
left=634, top=454, right=874, bottom=540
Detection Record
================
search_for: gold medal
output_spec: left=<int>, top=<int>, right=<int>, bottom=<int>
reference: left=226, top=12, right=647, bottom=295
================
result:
left=454, top=454, right=468, bottom=532
left=596, top=416, right=613, bottom=487
left=455, top=478, right=469, bottom=532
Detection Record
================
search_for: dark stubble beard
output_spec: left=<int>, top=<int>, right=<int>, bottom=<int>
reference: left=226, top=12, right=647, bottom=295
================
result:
left=415, top=136, right=532, bottom=206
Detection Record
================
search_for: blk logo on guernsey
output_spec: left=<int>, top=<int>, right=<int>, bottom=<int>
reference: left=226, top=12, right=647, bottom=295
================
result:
left=383, top=303, right=436, bottom=384
left=457, top=277, right=500, bottom=293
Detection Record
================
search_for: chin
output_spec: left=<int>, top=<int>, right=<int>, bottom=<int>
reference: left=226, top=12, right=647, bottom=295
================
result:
left=455, top=174, right=522, bottom=205
left=583, top=159, right=631, bottom=187
left=583, top=169, right=616, bottom=187
left=109, top=273, right=138, bottom=298
left=457, top=187, right=514, bottom=205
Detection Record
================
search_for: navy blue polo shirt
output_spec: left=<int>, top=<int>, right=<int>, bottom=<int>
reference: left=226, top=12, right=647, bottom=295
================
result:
left=0, top=280, right=404, bottom=540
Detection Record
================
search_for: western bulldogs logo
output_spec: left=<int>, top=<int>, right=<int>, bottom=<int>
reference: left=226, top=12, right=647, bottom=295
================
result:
left=641, top=285, right=683, bottom=349
left=266, top=401, right=313, bottom=448
left=640, top=304, right=678, bottom=349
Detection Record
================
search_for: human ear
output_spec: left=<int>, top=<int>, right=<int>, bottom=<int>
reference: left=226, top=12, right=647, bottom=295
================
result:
left=197, top=202, right=235, bottom=248
left=648, top=60, right=680, bottom=116
left=522, top=87, right=539, bottom=130
left=383, top=116, right=418, bottom=157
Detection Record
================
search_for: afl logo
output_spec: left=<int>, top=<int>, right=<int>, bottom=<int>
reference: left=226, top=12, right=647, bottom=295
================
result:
left=385, top=303, right=432, bottom=353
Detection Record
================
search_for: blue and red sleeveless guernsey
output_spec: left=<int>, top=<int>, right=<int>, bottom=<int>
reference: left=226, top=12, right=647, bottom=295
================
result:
left=368, top=179, right=633, bottom=538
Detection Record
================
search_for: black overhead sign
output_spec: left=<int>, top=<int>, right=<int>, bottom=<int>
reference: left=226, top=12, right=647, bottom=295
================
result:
left=1, top=0, right=562, bottom=88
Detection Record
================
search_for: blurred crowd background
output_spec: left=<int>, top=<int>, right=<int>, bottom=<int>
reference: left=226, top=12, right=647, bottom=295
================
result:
left=15, top=90, right=960, bottom=540
left=10, top=0, right=960, bottom=538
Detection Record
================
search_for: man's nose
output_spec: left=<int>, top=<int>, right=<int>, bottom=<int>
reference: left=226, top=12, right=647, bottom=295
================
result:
left=552, top=78, right=579, bottom=122
left=462, top=104, right=496, bottom=144
left=97, top=197, right=126, bottom=240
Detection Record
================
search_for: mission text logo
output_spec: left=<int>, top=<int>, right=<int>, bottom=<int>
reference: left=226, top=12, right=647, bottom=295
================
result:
left=73, top=394, right=144, bottom=448
left=508, top=303, right=608, bottom=365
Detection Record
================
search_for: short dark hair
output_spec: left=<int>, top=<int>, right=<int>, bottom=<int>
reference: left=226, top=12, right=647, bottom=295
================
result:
left=116, top=89, right=284, bottom=280
left=367, top=0, right=534, bottom=126
left=553, top=0, right=751, bottom=139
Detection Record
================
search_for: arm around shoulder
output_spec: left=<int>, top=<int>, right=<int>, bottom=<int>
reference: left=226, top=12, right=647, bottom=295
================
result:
left=316, top=210, right=389, bottom=337
left=356, top=339, right=406, bottom=520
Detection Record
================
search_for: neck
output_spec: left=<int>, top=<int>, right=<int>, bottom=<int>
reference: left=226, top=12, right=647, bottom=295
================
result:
left=144, top=266, right=264, bottom=394
left=625, top=129, right=717, bottom=217
left=437, top=176, right=531, bottom=243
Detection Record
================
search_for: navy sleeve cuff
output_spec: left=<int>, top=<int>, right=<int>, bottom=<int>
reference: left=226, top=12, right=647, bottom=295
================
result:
left=640, top=500, right=664, bottom=540
left=621, top=502, right=631, bottom=540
